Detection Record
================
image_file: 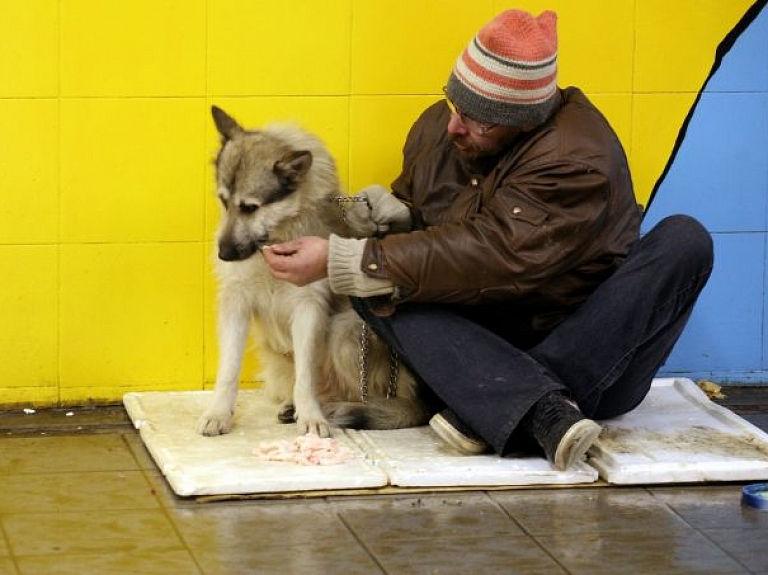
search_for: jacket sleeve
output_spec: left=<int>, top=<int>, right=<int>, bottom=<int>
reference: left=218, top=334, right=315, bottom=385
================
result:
left=362, top=161, right=613, bottom=304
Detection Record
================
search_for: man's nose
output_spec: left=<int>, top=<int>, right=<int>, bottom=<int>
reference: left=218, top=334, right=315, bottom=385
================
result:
left=446, top=112, right=468, bottom=135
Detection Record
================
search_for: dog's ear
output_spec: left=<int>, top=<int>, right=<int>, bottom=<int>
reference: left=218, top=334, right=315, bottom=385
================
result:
left=274, top=150, right=313, bottom=187
left=211, top=106, right=244, bottom=141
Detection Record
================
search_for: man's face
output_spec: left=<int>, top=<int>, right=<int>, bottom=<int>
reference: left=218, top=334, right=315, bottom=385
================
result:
left=446, top=111, right=525, bottom=160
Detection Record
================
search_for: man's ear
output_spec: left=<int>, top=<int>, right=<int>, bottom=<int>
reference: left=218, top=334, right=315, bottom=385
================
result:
left=211, top=106, right=245, bottom=141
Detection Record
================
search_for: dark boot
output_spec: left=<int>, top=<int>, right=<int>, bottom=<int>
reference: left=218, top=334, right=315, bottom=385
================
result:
left=521, top=391, right=602, bottom=470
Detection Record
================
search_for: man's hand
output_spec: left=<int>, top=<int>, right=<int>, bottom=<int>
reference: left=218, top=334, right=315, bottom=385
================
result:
left=262, top=236, right=329, bottom=287
left=343, top=185, right=412, bottom=236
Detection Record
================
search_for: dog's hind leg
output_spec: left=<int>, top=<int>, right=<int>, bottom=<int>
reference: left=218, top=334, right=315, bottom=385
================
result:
left=197, top=290, right=251, bottom=436
left=290, top=301, right=332, bottom=437
left=257, top=345, right=296, bottom=423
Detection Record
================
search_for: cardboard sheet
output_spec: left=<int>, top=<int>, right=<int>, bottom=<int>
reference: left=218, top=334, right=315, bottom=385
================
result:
left=124, top=378, right=768, bottom=497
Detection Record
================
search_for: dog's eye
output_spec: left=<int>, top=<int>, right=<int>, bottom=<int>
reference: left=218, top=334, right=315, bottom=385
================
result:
left=239, top=203, right=258, bottom=215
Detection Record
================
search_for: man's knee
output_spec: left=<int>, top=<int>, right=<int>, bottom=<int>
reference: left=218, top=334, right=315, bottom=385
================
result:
left=646, top=214, right=714, bottom=275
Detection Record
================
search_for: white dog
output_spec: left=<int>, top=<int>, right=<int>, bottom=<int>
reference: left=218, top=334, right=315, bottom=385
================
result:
left=197, top=106, right=428, bottom=438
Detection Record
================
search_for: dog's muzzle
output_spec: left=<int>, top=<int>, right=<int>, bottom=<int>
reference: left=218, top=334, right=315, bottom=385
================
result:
left=218, top=240, right=263, bottom=261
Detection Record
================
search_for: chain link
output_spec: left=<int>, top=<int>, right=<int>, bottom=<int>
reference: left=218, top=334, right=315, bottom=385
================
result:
left=387, top=349, right=399, bottom=399
left=358, top=321, right=399, bottom=404
left=358, top=322, right=370, bottom=404
left=331, top=196, right=371, bottom=224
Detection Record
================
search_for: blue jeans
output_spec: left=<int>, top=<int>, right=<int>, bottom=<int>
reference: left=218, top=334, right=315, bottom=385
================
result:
left=351, top=215, right=714, bottom=455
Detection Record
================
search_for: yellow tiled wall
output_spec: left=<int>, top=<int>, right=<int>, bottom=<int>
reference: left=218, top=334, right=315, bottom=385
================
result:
left=0, top=0, right=754, bottom=406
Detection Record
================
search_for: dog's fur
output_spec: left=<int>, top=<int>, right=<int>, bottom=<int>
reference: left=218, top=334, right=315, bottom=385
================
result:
left=197, top=106, right=429, bottom=437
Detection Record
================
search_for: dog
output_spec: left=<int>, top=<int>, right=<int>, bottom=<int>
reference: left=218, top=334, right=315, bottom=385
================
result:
left=197, top=106, right=429, bottom=438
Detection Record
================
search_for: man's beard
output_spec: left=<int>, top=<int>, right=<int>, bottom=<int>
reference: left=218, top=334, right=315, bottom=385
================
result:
left=448, top=134, right=488, bottom=160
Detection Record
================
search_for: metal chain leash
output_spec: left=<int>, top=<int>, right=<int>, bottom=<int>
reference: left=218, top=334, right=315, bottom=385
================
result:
left=358, top=321, right=399, bottom=404
left=387, top=348, right=399, bottom=399
left=333, top=195, right=398, bottom=402
left=331, top=195, right=371, bottom=224
left=358, top=322, right=370, bottom=404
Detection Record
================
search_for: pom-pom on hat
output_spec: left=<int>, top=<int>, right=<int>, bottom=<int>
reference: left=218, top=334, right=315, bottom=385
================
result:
left=446, top=9, right=559, bottom=127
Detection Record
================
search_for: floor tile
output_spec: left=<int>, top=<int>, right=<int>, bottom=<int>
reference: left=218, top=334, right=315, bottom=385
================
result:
left=700, top=528, right=768, bottom=572
left=0, top=558, right=17, bottom=575
left=193, top=541, right=384, bottom=575
left=649, top=485, right=768, bottom=529
left=15, top=550, right=201, bottom=575
left=0, top=435, right=137, bottom=474
left=537, top=529, right=748, bottom=575
left=121, top=432, right=157, bottom=470
left=3, top=510, right=183, bottom=556
left=169, top=501, right=358, bottom=550
left=0, top=471, right=158, bottom=513
left=490, top=487, right=690, bottom=535
left=144, top=470, right=200, bottom=509
left=333, top=492, right=525, bottom=543
left=366, top=535, right=566, bottom=575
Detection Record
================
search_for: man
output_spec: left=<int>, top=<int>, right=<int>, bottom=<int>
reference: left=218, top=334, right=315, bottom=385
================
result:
left=263, top=9, right=713, bottom=470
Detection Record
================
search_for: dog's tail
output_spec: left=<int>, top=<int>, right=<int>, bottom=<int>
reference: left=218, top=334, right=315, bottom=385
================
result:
left=323, top=397, right=431, bottom=430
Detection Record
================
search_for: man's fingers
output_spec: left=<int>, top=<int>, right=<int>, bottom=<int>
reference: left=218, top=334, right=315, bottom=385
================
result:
left=264, top=241, right=299, bottom=256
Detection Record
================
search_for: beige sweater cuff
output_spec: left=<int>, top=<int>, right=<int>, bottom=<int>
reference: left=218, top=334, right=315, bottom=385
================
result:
left=328, top=235, right=394, bottom=297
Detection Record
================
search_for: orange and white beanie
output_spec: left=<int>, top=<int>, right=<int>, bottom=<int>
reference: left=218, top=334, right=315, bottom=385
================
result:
left=445, top=9, right=559, bottom=127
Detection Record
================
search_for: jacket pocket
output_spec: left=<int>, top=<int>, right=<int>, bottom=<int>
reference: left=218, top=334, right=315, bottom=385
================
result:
left=503, top=195, right=549, bottom=227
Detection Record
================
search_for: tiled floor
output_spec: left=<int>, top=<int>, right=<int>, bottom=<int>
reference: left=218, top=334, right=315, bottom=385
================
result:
left=0, top=398, right=767, bottom=575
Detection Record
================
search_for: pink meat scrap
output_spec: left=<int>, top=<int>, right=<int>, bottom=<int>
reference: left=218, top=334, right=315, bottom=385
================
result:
left=253, top=434, right=359, bottom=466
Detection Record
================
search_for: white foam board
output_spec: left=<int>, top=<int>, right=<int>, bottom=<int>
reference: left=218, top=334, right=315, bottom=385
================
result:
left=123, top=390, right=388, bottom=497
left=124, top=378, right=768, bottom=497
left=351, top=427, right=597, bottom=487
left=124, top=389, right=594, bottom=497
left=589, top=378, right=768, bottom=484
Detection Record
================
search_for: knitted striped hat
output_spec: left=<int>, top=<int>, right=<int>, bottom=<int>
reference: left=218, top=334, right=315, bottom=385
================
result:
left=446, top=9, right=559, bottom=127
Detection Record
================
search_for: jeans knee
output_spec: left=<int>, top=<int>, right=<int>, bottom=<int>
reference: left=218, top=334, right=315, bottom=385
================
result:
left=654, top=214, right=714, bottom=274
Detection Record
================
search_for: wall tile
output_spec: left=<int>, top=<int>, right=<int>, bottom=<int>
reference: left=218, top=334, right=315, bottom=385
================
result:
left=352, top=0, right=498, bottom=95
left=0, top=100, right=59, bottom=244
left=0, top=246, right=58, bottom=392
left=208, top=0, right=351, bottom=96
left=643, top=92, right=768, bottom=233
left=631, top=93, right=699, bottom=207
left=706, top=4, right=768, bottom=93
left=60, top=98, right=207, bottom=243
left=59, top=243, right=204, bottom=390
left=660, top=232, right=763, bottom=373
left=634, top=0, right=755, bottom=93
left=0, top=0, right=59, bottom=97
left=516, top=0, right=635, bottom=93
left=61, top=0, right=206, bottom=97
left=349, top=95, right=440, bottom=192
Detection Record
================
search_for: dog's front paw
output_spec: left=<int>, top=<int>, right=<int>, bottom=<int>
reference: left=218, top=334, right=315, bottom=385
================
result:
left=197, top=408, right=234, bottom=436
left=296, top=414, right=332, bottom=438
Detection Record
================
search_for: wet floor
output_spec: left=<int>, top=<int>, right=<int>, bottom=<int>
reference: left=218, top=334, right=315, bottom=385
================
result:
left=0, top=394, right=767, bottom=574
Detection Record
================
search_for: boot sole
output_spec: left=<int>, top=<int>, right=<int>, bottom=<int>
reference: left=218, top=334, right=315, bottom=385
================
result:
left=429, top=413, right=490, bottom=455
left=554, top=419, right=602, bottom=470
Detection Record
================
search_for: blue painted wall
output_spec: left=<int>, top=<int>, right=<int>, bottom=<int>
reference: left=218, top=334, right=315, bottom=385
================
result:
left=642, top=2, right=768, bottom=384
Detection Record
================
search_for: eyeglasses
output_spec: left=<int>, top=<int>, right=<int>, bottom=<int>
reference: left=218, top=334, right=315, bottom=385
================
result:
left=442, top=86, right=497, bottom=136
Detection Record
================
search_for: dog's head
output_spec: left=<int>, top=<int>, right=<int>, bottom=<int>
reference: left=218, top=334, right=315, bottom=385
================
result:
left=211, top=106, right=313, bottom=262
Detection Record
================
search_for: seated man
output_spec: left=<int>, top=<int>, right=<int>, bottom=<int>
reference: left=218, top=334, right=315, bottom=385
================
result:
left=263, top=8, right=713, bottom=470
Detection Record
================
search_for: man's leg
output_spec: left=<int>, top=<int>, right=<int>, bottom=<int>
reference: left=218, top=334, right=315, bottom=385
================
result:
left=351, top=299, right=564, bottom=454
left=529, top=214, right=714, bottom=419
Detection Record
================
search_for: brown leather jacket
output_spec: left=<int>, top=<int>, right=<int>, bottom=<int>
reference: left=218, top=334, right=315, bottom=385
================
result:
left=361, top=87, right=641, bottom=340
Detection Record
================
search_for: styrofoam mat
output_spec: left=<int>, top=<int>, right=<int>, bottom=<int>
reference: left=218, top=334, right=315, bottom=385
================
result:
left=124, top=378, right=768, bottom=497
left=588, top=378, right=768, bottom=484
